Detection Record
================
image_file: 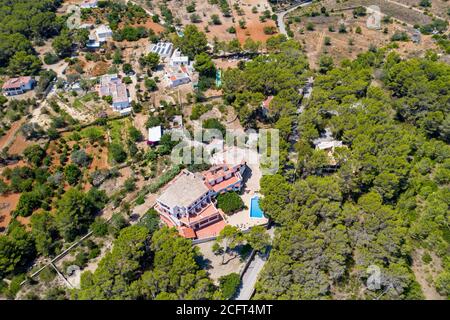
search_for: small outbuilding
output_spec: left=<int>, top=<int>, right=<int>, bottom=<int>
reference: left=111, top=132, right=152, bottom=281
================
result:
left=148, top=125, right=162, bottom=145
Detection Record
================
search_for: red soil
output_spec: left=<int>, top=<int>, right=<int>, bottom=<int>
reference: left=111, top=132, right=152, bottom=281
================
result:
left=0, top=193, right=20, bottom=231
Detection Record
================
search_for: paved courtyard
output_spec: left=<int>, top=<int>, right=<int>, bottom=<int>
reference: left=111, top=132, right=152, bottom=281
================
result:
left=224, top=150, right=268, bottom=231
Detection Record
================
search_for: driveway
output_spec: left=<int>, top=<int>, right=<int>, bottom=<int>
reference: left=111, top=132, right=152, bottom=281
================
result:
left=277, top=1, right=313, bottom=36
left=235, top=228, right=275, bottom=300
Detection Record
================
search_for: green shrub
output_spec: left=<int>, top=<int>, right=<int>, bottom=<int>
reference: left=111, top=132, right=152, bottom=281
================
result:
left=43, top=52, right=60, bottom=65
left=217, top=192, right=244, bottom=214
left=39, top=266, right=56, bottom=283
left=422, top=252, right=432, bottom=264
left=391, top=31, right=409, bottom=41
left=219, top=273, right=241, bottom=299
left=190, top=104, right=213, bottom=120
left=138, top=208, right=160, bottom=234
left=91, top=217, right=108, bottom=237
left=88, top=247, right=101, bottom=260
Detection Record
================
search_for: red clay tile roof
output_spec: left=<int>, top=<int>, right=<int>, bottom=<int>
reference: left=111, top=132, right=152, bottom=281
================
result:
left=262, top=95, right=274, bottom=108
left=179, top=227, right=196, bottom=239
left=2, top=76, right=32, bottom=90
left=210, top=175, right=241, bottom=193
left=180, top=202, right=220, bottom=225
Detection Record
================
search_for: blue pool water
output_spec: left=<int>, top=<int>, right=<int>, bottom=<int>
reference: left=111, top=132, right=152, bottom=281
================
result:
left=250, top=196, right=265, bottom=219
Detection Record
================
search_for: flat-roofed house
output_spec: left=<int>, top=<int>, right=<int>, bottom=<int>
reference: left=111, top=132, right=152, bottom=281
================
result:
left=315, top=140, right=344, bottom=166
left=98, top=74, right=130, bottom=113
left=2, top=76, right=35, bottom=96
left=80, top=0, right=98, bottom=9
left=170, top=55, right=189, bottom=67
left=155, top=170, right=223, bottom=238
left=167, top=72, right=191, bottom=87
left=86, top=24, right=111, bottom=49
left=95, top=24, right=113, bottom=43
left=166, top=65, right=191, bottom=88
left=169, top=49, right=189, bottom=67
left=148, top=125, right=162, bottom=145
left=86, top=35, right=100, bottom=49
left=150, top=42, right=173, bottom=59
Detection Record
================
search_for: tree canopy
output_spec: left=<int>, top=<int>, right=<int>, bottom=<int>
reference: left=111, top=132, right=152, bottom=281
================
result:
left=74, top=226, right=219, bottom=300
left=254, top=49, right=449, bottom=300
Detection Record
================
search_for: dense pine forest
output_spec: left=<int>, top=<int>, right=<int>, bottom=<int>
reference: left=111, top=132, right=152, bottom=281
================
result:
left=222, top=40, right=449, bottom=299
left=0, top=0, right=63, bottom=75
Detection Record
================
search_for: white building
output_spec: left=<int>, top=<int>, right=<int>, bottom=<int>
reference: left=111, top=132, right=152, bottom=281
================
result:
left=95, top=24, right=113, bottom=43
left=169, top=49, right=189, bottom=67
left=170, top=56, right=189, bottom=67
left=316, top=140, right=343, bottom=151
left=80, top=0, right=98, bottom=9
left=167, top=67, right=191, bottom=88
left=148, top=126, right=162, bottom=145
left=315, top=139, right=344, bottom=166
left=2, top=77, right=35, bottom=96
left=155, top=170, right=221, bottom=236
left=86, top=35, right=100, bottom=49
left=98, top=74, right=131, bottom=112
left=150, top=42, right=173, bottom=59
left=85, top=24, right=112, bottom=49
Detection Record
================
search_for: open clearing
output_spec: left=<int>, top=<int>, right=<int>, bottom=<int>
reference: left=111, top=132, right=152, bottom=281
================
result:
left=0, top=193, right=20, bottom=232
left=196, top=240, right=247, bottom=283
left=288, top=8, right=441, bottom=68
left=233, top=0, right=278, bottom=44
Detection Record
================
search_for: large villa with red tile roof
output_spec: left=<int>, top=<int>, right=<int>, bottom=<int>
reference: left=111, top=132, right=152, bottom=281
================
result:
left=155, top=160, right=246, bottom=239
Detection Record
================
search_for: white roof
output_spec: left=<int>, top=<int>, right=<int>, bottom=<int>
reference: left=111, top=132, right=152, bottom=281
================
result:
left=209, top=146, right=249, bottom=166
left=96, top=24, right=112, bottom=34
left=148, top=126, right=162, bottom=142
left=172, top=56, right=189, bottom=63
left=157, top=170, right=210, bottom=208
left=316, top=140, right=343, bottom=150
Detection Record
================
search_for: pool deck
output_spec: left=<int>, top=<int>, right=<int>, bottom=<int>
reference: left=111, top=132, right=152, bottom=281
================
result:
left=224, top=159, right=268, bottom=230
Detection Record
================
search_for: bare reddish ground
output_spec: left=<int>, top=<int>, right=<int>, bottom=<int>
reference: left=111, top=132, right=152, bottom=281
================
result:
left=204, top=88, right=223, bottom=98
left=46, top=133, right=75, bottom=170
left=66, top=58, right=87, bottom=76
left=47, top=133, right=110, bottom=192
left=292, top=13, right=441, bottom=68
left=233, top=0, right=278, bottom=44
left=0, top=119, right=25, bottom=150
left=89, top=61, right=110, bottom=77
left=235, top=19, right=278, bottom=44
left=131, top=19, right=165, bottom=34
left=47, top=140, right=62, bottom=170
left=7, top=133, right=33, bottom=156
left=0, top=193, right=20, bottom=231
left=83, top=144, right=110, bottom=191
left=87, top=145, right=109, bottom=172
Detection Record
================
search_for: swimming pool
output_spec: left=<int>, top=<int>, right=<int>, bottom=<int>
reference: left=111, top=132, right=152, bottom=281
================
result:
left=250, top=196, right=265, bottom=219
